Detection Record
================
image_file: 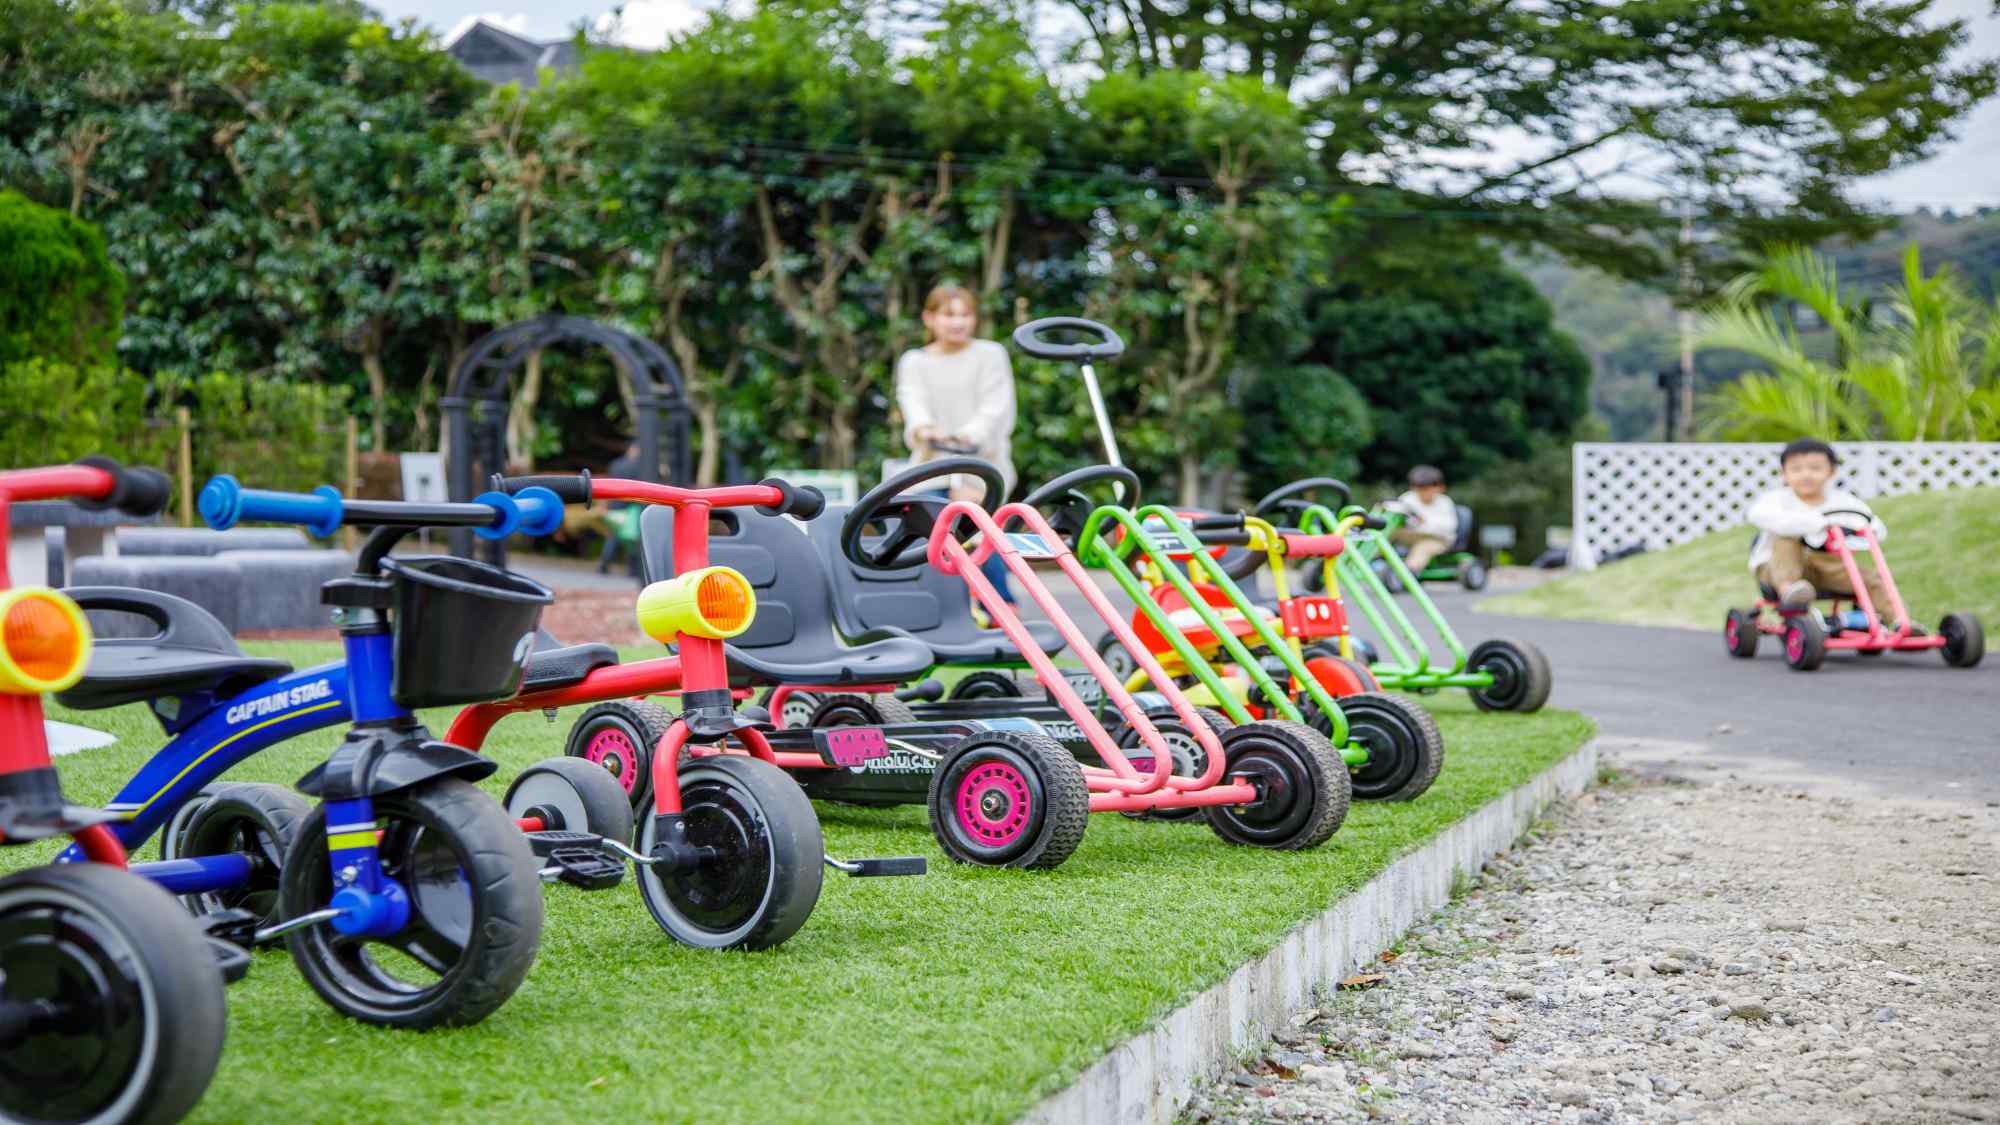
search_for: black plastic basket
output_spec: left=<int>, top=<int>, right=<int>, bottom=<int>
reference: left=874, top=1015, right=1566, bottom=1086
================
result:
left=381, top=555, right=553, bottom=708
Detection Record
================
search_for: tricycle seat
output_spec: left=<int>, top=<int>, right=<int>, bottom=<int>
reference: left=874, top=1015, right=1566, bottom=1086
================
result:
left=55, top=587, right=292, bottom=711
left=521, top=642, right=620, bottom=693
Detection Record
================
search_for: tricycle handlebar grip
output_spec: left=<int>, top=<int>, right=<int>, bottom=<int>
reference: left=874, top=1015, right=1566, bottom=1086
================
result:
left=198, top=474, right=344, bottom=537
left=491, top=471, right=592, bottom=505
left=1011, top=317, right=1126, bottom=361
left=757, top=479, right=826, bottom=521
left=72, top=456, right=174, bottom=517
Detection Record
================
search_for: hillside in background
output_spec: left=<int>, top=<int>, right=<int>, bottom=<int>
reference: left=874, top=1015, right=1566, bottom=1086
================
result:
left=1523, top=209, right=2000, bottom=442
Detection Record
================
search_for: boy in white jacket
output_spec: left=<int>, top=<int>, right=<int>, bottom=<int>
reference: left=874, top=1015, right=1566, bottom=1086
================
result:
left=1746, top=439, right=1905, bottom=628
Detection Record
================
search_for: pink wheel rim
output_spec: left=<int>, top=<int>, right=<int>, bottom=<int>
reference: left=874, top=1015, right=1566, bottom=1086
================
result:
left=1725, top=617, right=1739, bottom=649
left=583, top=728, right=640, bottom=794
left=954, top=761, right=1032, bottom=849
left=1785, top=627, right=1804, bottom=663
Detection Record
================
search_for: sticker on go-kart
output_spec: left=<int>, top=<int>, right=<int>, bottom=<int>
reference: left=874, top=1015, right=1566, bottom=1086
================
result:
left=816, top=726, right=890, bottom=767
left=222, top=677, right=336, bottom=725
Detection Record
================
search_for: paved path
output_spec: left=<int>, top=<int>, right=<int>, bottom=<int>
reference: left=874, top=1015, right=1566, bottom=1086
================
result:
left=1430, top=588, right=2000, bottom=806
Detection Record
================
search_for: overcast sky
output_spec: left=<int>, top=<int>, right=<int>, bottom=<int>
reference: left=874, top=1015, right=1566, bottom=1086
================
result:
left=373, top=0, right=2000, bottom=212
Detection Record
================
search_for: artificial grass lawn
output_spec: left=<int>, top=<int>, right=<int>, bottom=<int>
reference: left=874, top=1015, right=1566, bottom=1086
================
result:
left=1483, top=486, right=2000, bottom=632
left=21, top=642, right=1592, bottom=1124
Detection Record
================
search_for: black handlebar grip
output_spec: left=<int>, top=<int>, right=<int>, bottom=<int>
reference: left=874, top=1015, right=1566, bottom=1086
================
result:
left=1190, top=513, right=1247, bottom=533
left=757, top=479, right=826, bottom=521
left=1362, top=514, right=1390, bottom=531
left=490, top=471, right=592, bottom=505
left=73, top=456, right=173, bottom=517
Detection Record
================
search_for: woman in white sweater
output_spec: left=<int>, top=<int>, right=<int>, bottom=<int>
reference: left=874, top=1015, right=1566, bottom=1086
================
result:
left=894, top=284, right=1019, bottom=602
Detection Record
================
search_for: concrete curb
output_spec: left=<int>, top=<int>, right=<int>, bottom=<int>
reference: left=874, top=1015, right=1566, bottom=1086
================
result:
left=1024, top=739, right=1601, bottom=1124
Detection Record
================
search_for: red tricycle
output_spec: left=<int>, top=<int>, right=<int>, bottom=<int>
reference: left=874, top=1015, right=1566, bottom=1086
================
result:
left=1724, top=509, right=1984, bottom=671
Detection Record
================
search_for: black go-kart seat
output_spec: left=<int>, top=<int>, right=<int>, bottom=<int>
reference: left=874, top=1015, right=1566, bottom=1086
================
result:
left=639, top=505, right=934, bottom=687
left=55, top=588, right=294, bottom=711
left=804, top=506, right=1065, bottom=664
left=1449, top=504, right=1476, bottom=554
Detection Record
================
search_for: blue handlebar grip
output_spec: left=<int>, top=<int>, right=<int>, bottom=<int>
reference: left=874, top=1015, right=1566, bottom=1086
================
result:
left=198, top=475, right=344, bottom=537
left=469, top=486, right=565, bottom=540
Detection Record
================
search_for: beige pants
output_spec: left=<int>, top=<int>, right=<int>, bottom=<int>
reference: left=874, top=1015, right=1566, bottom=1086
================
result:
left=1392, top=527, right=1453, bottom=572
left=1756, top=536, right=1893, bottom=615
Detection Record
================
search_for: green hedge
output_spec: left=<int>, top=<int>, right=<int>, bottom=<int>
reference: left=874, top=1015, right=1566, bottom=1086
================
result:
left=0, top=361, right=347, bottom=495
left=0, top=191, right=123, bottom=369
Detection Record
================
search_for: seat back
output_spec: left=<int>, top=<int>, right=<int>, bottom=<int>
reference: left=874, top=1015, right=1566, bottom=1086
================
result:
left=805, top=506, right=1027, bottom=657
left=63, top=587, right=246, bottom=656
left=639, top=505, right=845, bottom=656
left=1450, top=504, right=1476, bottom=554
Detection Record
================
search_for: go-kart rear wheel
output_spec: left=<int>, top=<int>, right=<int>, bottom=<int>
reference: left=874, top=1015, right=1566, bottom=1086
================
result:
left=636, top=756, right=824, bottom=950
left=1457, top=557, right=1488, bottom=590
left=280, top=779, right=543, bottom=1027
left=0, top=864, right=227, bottom=1125
left=177, top=782, right=312, bottom=928
left=927, top=731, right=1088, bottom=868
left=1723, top=609, right=1759, bottom=658
left=1204, top=720, right=1349, bottom=850
left=1094, top=628, right=1139, bottom=686
left=1940, top=613, right=1984, bottom=668
left=507, top=756, right=635, bottom=844
left=1308, top=692, right=1444, bottom=802
left=756, top=687, right=823, bottom=731
left=947, top=670, right=1025, bottom=700
left=565, top=700, right=674, bottom=811
left=1115, top=706, right=1230, bottom=821
left=1466, top=637, right=1553, bottom=713
left=1783, top=615, right=1826, bottom=671
left=809, top=692, right=917, bottom=727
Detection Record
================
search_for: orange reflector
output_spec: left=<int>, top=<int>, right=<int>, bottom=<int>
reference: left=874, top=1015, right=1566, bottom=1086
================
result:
left=0, top=588, right=92, bottom=694
left=696, top=571, right=751, bottom=633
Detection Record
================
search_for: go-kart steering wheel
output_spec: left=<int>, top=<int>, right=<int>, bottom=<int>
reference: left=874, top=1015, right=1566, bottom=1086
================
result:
left=841, top=456, right=1007, bottom=571
left=1018, top=464, right=1142, bottom=546
left=1253, top=477, right=1353, bottom=527
left=1011, top=317, right=1126, bottom=361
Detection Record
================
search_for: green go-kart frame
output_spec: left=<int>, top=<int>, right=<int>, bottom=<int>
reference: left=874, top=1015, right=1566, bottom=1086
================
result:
left=1274, top=491, right=1551, bottom=713
left=1072, top=496, right=1445, bottom=803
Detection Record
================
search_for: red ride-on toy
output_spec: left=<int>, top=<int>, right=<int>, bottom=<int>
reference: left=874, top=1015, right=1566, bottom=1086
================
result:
left=1724, top=508, right=1984, bottom=672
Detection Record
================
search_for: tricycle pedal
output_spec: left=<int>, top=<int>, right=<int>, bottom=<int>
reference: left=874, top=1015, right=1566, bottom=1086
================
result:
left=544, top=847, right=626, bottom=890
left=524, top=829, right=603, bottom=857
left=825, top=854, right=927, bottom=877
left=204, top=937, right=253, bottom=984
left=198, top=907, right=262, bottom=950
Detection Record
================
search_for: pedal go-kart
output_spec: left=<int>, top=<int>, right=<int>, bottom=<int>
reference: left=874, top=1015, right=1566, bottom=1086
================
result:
left=1725, top=510, right=1984, bottom=671
left=1367, top=497, right=1487, bottom=591
left=0, top=458, right=232, bottom=1124
left=58, top=475, right=617, bottom=1031
left=439, top=473, right=926, bottom=947
left=1261, top=480, right=1552, bottom=713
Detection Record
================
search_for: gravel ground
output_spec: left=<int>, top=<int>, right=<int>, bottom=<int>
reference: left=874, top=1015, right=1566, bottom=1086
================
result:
left=1185, top=770, right=2000, bottom=1124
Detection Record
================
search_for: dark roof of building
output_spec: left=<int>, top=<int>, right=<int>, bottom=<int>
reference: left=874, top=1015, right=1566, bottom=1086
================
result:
left=444, top=20, right=582, bottom=88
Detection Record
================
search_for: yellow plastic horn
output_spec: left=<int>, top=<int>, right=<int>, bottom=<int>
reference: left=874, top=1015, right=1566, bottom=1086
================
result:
left=635, top=566, right=757, bottom=642
left=0, top=587, right=93, bottom=694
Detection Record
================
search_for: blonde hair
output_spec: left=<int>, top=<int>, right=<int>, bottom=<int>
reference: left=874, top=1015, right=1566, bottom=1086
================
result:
left=921, top=284, right=978, bottom=341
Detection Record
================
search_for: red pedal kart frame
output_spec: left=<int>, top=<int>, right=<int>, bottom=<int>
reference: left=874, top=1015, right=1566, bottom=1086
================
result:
left=445, top=474, right=923, bottom=950
left=1725, top=509, right=1984, bottom=671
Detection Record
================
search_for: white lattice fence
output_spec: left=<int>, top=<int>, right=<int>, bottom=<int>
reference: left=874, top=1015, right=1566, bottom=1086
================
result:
left=1570, top=442, right=2000, bottom=569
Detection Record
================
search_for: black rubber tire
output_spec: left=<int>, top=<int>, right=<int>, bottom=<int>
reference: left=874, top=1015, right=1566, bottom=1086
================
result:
left=1457, top=558, right=1488, bottom=590
left=1724, top=609, right=1760, bottom=659
left=635, top=755, right=824, bottom=950
left=177, top=782, right=313, bottom=928
left=156, top=785, right=220, bottom=864
left=927, top=731, right=1089, bottom=868
left=1783, top=614, right=1827, bottom=671
left=1204, top=719, right=1349, bottom=850
left=1466, top=637, right=1554, bottom=713
left=1094, top=627, right=1139, bottom=687
left=755, top=686, right=823, bottom=730
left=507, top=756, right=636, bottom=845
left=809, top=693, right=918, bottom=727
left=0, top=863, right=226, bottom=1125
left=1306, top=691, right=1445, bottom=802
left=279, top=779, right=543, bottom=1028
left=1940, top=613, right=1985, bottom=668
left=1115, top=706, right=1231, bottom=821
left=565, top=699, right=674, bottom=811
left=948, top=670, right=1026, bottom=700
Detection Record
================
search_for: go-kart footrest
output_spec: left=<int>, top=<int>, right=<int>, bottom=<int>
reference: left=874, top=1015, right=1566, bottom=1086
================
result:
left=544, top=846, right=626, bottom=890
left=204, top=937, right=253, bottom=984
left=825, top=854, right=928, bottom=877
left=198, top=908, right=262, bottom=951
left=523, top=829, right=602, bottom=857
